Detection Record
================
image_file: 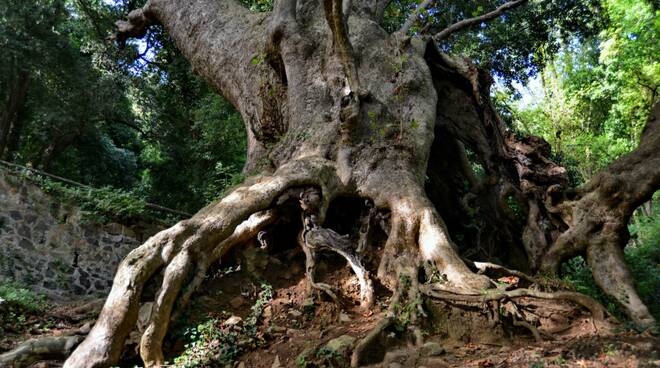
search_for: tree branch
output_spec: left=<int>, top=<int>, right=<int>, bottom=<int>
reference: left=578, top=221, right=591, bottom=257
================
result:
left=433, top=0, right=528, bottom=41
left=324, top=0, right=360, bottom=92
left=397, top=0, right=434, bottom=36
left=110, top=0, right=269, bottom=116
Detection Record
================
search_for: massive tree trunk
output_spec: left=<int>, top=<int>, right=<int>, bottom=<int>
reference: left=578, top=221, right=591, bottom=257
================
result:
left=64, top=1, right=658, bottom=367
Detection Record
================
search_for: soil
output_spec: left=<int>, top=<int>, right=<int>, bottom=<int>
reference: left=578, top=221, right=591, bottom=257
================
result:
left=2, top=245, right=658, bottom=368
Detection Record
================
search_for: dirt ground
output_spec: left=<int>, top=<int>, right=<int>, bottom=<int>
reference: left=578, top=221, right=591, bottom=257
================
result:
left=2, top=246, right=658, bottom=367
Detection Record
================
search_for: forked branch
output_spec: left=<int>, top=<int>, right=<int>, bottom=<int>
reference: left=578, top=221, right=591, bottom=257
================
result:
left=397, top=0, right=434, bottom=35
left=433, top=0, right=528, bottom=41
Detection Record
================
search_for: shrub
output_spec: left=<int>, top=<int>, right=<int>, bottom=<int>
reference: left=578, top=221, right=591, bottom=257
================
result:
left=0, top=280, right=47, bottom=334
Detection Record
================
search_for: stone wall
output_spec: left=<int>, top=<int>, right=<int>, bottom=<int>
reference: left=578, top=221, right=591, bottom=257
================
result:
left=0, top=172, right=161, bottom=299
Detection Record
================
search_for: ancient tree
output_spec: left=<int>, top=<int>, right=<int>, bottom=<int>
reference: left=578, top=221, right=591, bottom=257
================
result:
left=63, top=0, right=658, bottom=366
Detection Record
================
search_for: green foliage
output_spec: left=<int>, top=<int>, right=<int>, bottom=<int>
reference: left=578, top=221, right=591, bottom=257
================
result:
left=240, top=0, right=273, bottom=12
left=131, top=35, right=247, bottom=213
left=0, top=280, right=47, bottom=335
left=173, top=282, right=273, bottom=367
left=502, top=0, right=658, bottom=181
left=1, top=0, right=247, bottom=217
left=0, top=280, right=46, bottom=312
left=14, top=170, right=169, bottom=224
left=315, top=345, right=345, bottom=366
left=383, top=0, right=606, bottom=84
left=0, top=0, right=141, bottom=188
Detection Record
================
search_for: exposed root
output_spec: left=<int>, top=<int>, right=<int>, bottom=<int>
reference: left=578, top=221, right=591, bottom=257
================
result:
left=350, top=275, right=402, bottom=368
left=299, top=188, right=375, bottom=308
left=300, top=236, right=343, bottom=305
left=172, top=210, right=278, bottom=320
left=468, top=260, right=537, bottom=285
left=356, top=200, right=376, bottom=254
left=64, top=158, right=339, bottom=368
left=304, top=227, right=374, bottom=308
left=140, top=250, right=193, bottom=366
left=0, top=335, right=84, bottom=368
left=512, top=318, right=543, bottom=343
left=421, top=285, right=606, bottom=322
left=416, top=205, right=492, bottom=291
left=351, top=260, right=423, bottom=367
left=586, top=239, right=657, bottom=330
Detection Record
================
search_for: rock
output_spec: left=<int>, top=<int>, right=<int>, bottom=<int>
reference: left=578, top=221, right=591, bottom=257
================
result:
left=383, top=350, right=409, bottom=365
left=339, top=312, right=351, bottom=322
left=236, top=362, right=246, bottom=368
left=263, top=305, right=273, bottom=318
left=302, top=297, right=315, bottom=311
left=108, top=234, right=123, bottom=243
left=78, top=322, right=93, bottom=334
left=223, top=315, right=243, bottom=327
left=388, top=364, right=404, bottom=368
left=271, top=355, right=282, bottom=368
left=420, top=357, right=449, bottom=367
left=324, top=334, right=356, bottom=354
left=421, top=341, right=445, bottom=356
left=17, top=225, right=31, bottom=238
left=289, top=309, right=303, bottom=318
left=19, top=238, right=34, bottom=251
left=270, top=324, right=286, bottom=334
left=230, top=295, right=246, bottom=309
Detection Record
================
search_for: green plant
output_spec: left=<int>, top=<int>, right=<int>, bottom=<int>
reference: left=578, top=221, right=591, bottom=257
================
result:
left=173, top=282, right=273, bottom=367
left=315, top=346, right=345, bottom=366
left=295, top=354, right=309, bottom=368
left=17, top=171, right=166, bottom=224
left=604, top=344, right=618, bottom=357
left=0, top=280, right=47, bottom=334
left=530, top=359, right=545, bottom=368
left=0, top=280, right=46, bottom=312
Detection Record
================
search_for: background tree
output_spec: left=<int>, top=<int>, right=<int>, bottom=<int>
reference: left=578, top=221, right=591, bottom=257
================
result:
left=0, top=0, right=247, bottom=211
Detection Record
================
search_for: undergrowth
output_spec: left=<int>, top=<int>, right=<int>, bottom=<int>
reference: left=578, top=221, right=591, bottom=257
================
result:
left=5, top=168, right=181, bottom=225
left=0, top=280, right=48, bottom=335
left=172, top=282, right=273, bottom=367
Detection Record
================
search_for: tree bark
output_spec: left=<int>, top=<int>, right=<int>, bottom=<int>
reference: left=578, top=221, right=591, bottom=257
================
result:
left=61, top=1, right=658, bottom=366
left=540, top=102, right=659, bottom=328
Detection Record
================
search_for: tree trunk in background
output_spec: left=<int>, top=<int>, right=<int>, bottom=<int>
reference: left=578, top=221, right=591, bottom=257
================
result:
left=0, top=68, right=29, bottom=158
left=35, top=131, right=79, bottom=171
left=64, top=1, right=658, bottom=366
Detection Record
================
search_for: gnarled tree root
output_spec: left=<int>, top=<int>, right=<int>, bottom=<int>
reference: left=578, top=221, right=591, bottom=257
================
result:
left=64, top=158, right=339, bottom=368
left=420, top=285, right=605, bottom=322
left=304, top=226, right=375, bottom=308
left=351, top=260, right=424, bottom=367
left=0, top=335, right=84, bottom=368
left=350, top=256, right=612, bottom=367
